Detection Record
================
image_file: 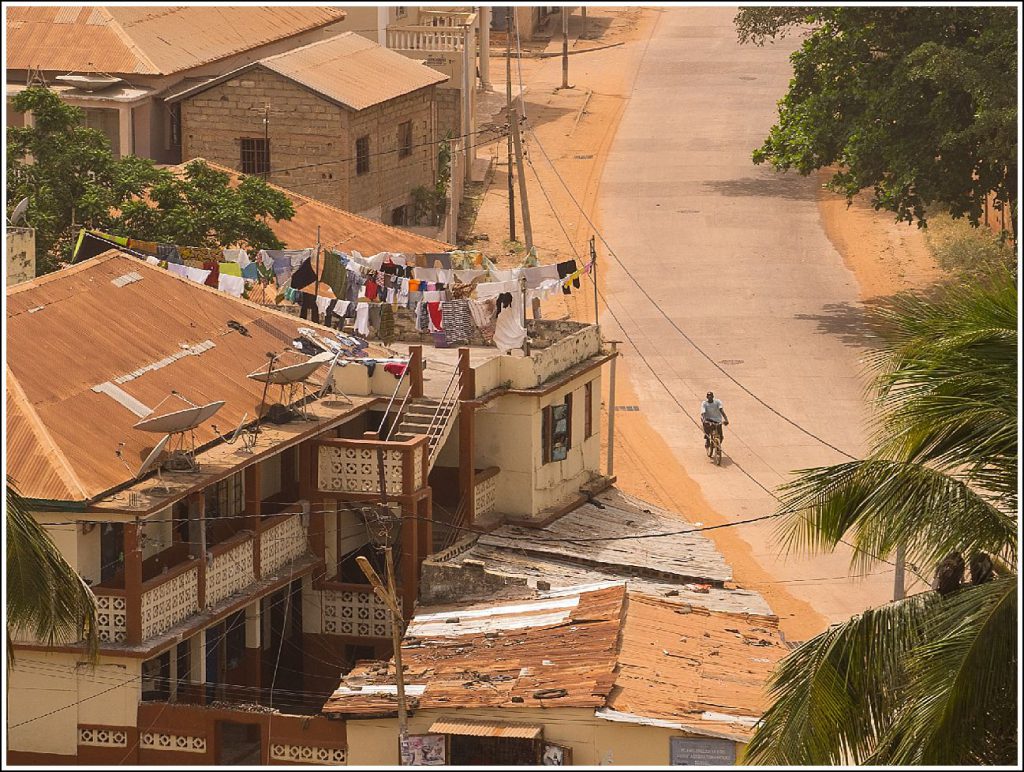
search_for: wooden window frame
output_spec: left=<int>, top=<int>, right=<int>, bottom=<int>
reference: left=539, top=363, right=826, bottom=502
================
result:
left=542, top=393, right=573, bottom=464
left=240, top=137, right=269, bottom=176
left=584, top=381, right=594, bottom=439
left=356, top=135, right=371, bottom=175
left=398, top=120, right=413, bottom=159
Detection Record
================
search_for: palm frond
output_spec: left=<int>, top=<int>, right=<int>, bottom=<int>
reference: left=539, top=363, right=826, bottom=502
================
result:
left=776, top=459, right=1017, bottom=573
left=746, top=593, right=937, bottom=765
left=875, top=577, right=1018, bottom=765
left=6, top=481, right=98, bottom=666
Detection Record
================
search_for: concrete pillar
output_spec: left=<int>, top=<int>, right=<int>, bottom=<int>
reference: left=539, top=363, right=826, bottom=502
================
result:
left=377, top=6, right=389, bottom=47
left=479, top=7, right=492, bottom=89
left=118, top=105, right=133, bottom=158
left=244, top=601, right=262, bottom=691
left=189, top=629, right=206, bottom=705
left=125, top=521, right=143, bottom=644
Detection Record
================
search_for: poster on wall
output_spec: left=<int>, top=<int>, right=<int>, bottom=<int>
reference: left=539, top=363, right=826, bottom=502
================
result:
left=669, top=737, right=736, bottom=766
left=542, top=742, right=573, bottom=765
left=400, top=734, right=447, bottom=766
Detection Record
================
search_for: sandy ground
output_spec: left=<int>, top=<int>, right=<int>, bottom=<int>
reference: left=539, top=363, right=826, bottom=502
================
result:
left=467, top=7, right=943, bottom=640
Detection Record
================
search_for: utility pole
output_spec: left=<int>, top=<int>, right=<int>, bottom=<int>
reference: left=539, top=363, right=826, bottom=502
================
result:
left=509, top=103, right=533, bottom=253
left=263, top=102, right=270, bottom=181
left=311, top=224, right=322, bottom=324
left=606, top=341, right=618, bottom=477
left=590, top=236, right=598, bottom=325
left=505, top=23, right=516, bottom=242
left=356, top=551, right=408, bottom=758
left=561, top=7, right=571, bottom=90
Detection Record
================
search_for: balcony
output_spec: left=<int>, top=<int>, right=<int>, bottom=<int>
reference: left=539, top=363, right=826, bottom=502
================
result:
left=316, top=435, right=428, bottom=498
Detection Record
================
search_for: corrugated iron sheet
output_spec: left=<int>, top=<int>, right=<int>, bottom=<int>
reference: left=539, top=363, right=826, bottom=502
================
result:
left=6, top=251, right=373, bottom=503
left=170, top=161, right=453, bottom=254
left=428, top=718, right=543, bottom=739
left=324, top=586, right=626, bottom=717
left=5, top=7, right=347, bottom=75
left=607, top=593, right=788, bottom=741
left=259, top=32, right=448, bottom=111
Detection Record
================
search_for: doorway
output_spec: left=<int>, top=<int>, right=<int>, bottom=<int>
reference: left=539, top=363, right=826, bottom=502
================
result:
left=216, top=721, right=261, bottom=765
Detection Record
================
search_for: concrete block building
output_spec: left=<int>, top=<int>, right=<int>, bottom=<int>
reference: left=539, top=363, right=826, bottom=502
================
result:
left=5, top=6, right=351, bottom=163
left=169, top=33, right=449, bottom=225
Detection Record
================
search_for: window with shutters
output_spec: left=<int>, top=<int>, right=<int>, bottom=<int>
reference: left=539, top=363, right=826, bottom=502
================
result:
left=584, top=381, right=594, bottom=439
left=356, top=135, right=370, bottom=175
left=240, top=137, right=269, bottom=175
left=542, top=393, right=572, bottom=464
left=398, top=121, right=413, bottom=158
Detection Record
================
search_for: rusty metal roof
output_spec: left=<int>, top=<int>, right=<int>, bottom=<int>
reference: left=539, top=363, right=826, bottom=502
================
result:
left=5, top=251, right=366, bottom=504
left=428, top=718, right=542, bottom=739
left=605, top=594, right=788, bottom=742
left=168, top=160, right=453, bottom=254
left=170, top=32, right=448, bottom=111
left=5, top=6, right=347, bottom=76
left=323, top=585, right=626, bottom=717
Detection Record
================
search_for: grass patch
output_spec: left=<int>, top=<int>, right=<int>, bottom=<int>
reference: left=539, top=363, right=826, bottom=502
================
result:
left=923, top=210, right=1016, bottom=278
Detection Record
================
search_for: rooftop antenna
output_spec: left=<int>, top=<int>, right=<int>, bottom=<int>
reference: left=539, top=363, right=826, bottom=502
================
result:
left=253, top=351, right=278, bottom=439
left=211, top=412, right=255, bottom=454
left=115, top=434, right=172, bottom=493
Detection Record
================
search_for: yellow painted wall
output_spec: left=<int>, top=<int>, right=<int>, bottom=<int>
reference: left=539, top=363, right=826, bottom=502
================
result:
left=260, top=454, right=283, bottom=499
left=343, top=707, right=747, bottom=766
left=141, top=506, right=173, bottom=561
left=6, top=652, right=141, bottom=755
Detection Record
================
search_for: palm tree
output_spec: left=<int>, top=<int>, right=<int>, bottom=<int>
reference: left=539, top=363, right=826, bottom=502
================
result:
left=6, top=479, right=98, bottom=667
left=746, top=273, right=1017, bottom=765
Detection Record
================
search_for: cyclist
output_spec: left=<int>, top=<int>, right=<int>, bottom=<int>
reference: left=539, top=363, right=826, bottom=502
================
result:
left=701, top=391, right=729, bottom=448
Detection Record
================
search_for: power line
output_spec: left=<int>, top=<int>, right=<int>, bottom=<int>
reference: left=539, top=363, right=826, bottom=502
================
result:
left=524, top=122, right=859, bottom=461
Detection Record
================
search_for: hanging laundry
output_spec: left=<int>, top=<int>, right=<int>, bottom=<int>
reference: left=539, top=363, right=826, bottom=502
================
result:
left=222, top=248, right=251, bottom=269
left=364, top=277, right=379, bottom=301
left=218, top=273, right=245, bottom=297
left=556, top=260, right=581, bottom=295
left=468, top=296, right=498, bottom=342
left=441, top=299, right=474, bottom=346
left=524, top=263, right=559, bottom=289
left=167, top=262, right=189, bottom=279
left=368, top=304, right=383, bottom=336
left=476, top=279, right=519, bottom=299
left=241, top=262, right=260, bottom=280
left=493, top=290, right=527, bottom=351
left=416, top=301, right=430, bottom=332
left=183, top=266, right=211, bottom=285
left=218, top=261, right=242, bottom=277
left=355, top=303, right=371, bottom=336
left=383, top=362, right=407, bottom=379
left=426, top=302, right=443, bottom=332
left=157, top=243, right=182, bottom=264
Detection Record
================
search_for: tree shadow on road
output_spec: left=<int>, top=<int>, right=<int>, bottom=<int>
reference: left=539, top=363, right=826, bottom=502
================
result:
left=794, top=301, right=882, bottom=348
left=703, top=174, right=818, bottom=201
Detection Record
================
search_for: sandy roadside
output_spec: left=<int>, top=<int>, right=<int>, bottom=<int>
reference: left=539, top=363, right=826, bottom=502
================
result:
left=467, top=7, right=942, bottom=640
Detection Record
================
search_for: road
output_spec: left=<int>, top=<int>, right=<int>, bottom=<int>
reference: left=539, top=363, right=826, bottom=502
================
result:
left=597, top=6, right=901, bottom=627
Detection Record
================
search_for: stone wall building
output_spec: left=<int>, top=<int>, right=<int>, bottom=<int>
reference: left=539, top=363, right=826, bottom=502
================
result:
left=171, top=33, right=448, bottom=225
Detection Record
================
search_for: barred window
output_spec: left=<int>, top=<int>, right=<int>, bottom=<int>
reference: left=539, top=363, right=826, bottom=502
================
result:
left=398, top=121, right=413, bottom=159
left=356, top=135, right=370, bottom=175
left=240, top=137, right=269, bottom=176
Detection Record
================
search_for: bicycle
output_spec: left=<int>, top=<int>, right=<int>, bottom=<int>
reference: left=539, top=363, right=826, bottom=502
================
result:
left=703, top=420, right=724, bottom=466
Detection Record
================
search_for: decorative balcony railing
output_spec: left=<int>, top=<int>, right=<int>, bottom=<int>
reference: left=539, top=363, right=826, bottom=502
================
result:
left=95, top=590, right=128, bottom=643
left=141, top=562, right=199, bottom=640
left=320, top=582, right=394, bottom=638
left=206, top=532, right=256, bottom=608
left=260, top=513, right=308, bottom=576
left=387, top=25, right=465, bottom=52
left=474, top=468, right=499, bottom=519
left=317, top=436, right=427, bottom=498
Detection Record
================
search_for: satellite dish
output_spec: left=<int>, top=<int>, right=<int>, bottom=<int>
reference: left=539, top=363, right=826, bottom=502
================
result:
left=133, top=400, right=225, bottom=434
left=246, top=352, right=334, bottom=385
left=137, top=434, right=171, bottom=477
left=9, top=197, right=29, bottom=227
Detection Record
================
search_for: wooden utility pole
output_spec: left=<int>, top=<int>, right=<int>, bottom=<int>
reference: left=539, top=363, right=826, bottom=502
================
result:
left=509, top=103, right=533, bottom=252
left=893, top=545, right=906, bottom=600
left=561, top=8, right=571, bottom=89
left=590, top=236, right=598, bottom=325
left=505, top=25, right=516, bottom=242
left=356, top=552, right=408, bottom=755
left=606, top=341, right=618, bottom=477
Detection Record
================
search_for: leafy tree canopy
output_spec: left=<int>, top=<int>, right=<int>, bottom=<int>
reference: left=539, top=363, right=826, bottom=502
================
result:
left=735, top=6, right=1018, bottom=236
left=6, top=87, right=294, bottom=273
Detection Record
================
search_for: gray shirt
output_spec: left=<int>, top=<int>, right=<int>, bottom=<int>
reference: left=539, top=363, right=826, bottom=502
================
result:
left=701, top=398, right=725, bottom=423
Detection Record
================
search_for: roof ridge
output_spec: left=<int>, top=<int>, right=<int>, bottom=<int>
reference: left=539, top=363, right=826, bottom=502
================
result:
left=6, top=251, right=118, bottom=297
left=6, top=366, right=91, bottom=502
left=99, top=6, right=162, bottom=75
left=258, top=29, right=367, bottom=65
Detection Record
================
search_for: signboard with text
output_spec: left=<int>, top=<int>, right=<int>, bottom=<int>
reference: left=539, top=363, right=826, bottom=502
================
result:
left=669, top=737, right=736, bottom=766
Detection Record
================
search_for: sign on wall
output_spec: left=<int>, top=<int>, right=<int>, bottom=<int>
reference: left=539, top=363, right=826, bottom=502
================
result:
left=542, top=742, right=573, bottom=765
left=401, top=734, right=447, bottom=766
left=669, top=737, right=736, bottom=766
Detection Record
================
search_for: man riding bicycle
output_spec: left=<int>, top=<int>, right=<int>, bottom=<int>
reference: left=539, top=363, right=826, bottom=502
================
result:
left=701, top=391, right=729, bottom=448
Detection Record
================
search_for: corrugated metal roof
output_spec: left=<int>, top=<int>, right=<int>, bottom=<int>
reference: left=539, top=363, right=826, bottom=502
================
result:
left=171, top=32, right=448, bottom=111
left=607, top=594, right=788, bottom=742
left=5, top=7, right=347, bottom=76
left=168, top=160, right=453, bottom=254
left=323, top=586, right=626, bottom=717
left=428, top=718, right=543, bottom=739
left=5, top=251, right=368, bottom=504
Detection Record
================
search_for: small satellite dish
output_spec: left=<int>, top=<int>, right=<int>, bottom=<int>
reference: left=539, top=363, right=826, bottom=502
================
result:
left=133, top=400, right=225, bottom=434
left=137, top=434, right=171, bottom=477
left=9, top=197, right=29, bottom=227
left=246, top=352, right=333, bottom=385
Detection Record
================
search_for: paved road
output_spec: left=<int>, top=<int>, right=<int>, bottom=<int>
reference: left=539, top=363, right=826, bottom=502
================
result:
left=598, top=7, right=899, bottom=624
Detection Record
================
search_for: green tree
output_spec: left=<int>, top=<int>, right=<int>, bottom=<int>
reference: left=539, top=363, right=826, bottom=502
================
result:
left=110, top=159, right=294, bottom=251
left=6, top=87, right=295, bottom=272
left=735, top=7, right=1018, bottom=237
left=747, top=274, right=1018, bottom=765
left=6, top=480, right=98, bottom=667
